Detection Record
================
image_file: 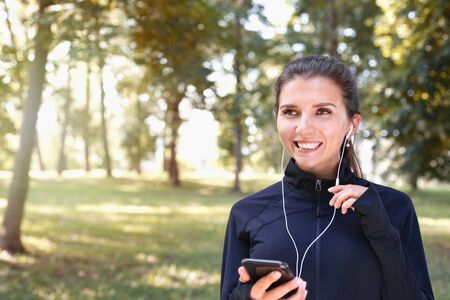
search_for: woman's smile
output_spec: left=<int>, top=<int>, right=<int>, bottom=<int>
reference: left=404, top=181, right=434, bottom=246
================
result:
left=293, top=141, right=323, bottom=151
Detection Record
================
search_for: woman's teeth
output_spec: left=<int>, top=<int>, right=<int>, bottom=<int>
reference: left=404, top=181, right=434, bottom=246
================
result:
left=295, top=142, right=322, bottom=150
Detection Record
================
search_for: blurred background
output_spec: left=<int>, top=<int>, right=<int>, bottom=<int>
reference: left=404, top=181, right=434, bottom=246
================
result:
left=0, top=0, right=448, bottom=299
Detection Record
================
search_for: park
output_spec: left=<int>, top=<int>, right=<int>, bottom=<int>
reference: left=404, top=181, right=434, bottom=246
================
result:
left=0, top=0, right=448, bottom=299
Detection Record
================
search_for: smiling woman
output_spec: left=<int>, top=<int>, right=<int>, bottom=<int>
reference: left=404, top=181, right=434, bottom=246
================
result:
left=220, top=55, right=435, bottom=300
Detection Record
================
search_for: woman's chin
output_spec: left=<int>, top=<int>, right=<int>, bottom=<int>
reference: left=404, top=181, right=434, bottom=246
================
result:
left=293, top=156, right=320, bottom=173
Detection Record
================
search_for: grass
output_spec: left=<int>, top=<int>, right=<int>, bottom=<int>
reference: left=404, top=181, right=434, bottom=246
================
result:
left=0, top=173, right=448, bottom=299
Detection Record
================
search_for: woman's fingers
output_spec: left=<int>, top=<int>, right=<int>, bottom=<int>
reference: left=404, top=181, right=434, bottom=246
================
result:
left=341, top=198, right=357, bottom=214
left=329, top=188, right=355, bottom=208
left=250, top=273, right=307, bottom=300
left=238, top=266, right=251, bottom=283
left=251, top=271, right=281, bottom=299
left=328, top=185, right=347, bottom=206
left=265, top=277, right=304, bottom=299
left=327, top=185, right=345, bottom=193
left=328, top=184, right=368, bottom=214
left=287, top=281, right=308, bottom=300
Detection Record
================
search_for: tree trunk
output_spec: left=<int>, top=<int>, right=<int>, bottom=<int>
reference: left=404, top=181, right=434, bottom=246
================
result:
left=165, top=96, right=183, bottom=186
left=99, top=61, right=112, bottom=177
left=325, top=0, right=338, bottom=57
left=409, top=174, right=418, bottom=191
left=232, top=11, right=243, bottom=192
left=133, top=73, right=152, bottom=174
left=162, top=149, right=168, bottom=172
left=57, top=66, right=72, bottom=175
left=3, top=0, right=45, bottom=173
left=1, top=0, right=53, bottom=254
left=83, top=62, right=91, bottom=172
left=168, top=136, right=180, bottom=186
left=233, top=115, right=243, bottom=192
left=3, top=0, right=46, bottom=173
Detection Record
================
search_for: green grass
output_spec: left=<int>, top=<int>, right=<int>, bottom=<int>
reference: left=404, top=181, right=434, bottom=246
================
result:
left=0, top=174, right=448, bottom=299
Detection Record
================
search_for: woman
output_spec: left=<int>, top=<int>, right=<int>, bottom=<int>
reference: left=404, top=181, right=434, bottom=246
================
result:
left=220, top=55, right=434, bottom=300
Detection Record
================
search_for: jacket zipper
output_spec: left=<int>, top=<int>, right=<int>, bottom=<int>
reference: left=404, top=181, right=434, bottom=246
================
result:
left=315, top=179, right=322, bottom=215
left=315, top=179, right=321, bottom=300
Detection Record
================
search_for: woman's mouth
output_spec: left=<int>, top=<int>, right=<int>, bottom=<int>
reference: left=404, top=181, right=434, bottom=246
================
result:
left=294, top=141, right=322, bottom=151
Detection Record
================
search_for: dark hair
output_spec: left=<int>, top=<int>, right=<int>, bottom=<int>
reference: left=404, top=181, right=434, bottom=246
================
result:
left=274, top=55, right=363, bottom=178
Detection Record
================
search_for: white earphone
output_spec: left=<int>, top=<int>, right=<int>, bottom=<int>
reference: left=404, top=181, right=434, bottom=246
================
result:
left=346, top=124, right=354, bottom=140
left=281, top=123, right=355, bottom=278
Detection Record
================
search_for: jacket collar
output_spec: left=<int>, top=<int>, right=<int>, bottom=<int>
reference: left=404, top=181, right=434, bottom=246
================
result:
left=284, top=157, right=356, bottom=191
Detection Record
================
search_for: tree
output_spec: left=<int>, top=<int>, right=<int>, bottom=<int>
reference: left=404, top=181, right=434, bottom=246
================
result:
left=210, top=0, right=272, bottom=191
left=92, top=7, right=116, bottom=177
left=56, top=64, right=73, bottom=174
left=372, top=0, right=450, bottom=189
left=50, top=1, right=122, bottom=175
left=1, top=0, right=54, bottom=253
left=116, top=68, right=157, bottom=173
left=125, top=0, right=221, bottom=186
left=99, top=57, right=112, bottom=177
left=2, top=0, right=47, bottom=172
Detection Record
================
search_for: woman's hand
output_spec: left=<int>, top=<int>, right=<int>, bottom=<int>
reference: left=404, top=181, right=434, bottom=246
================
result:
left=328, top=184, right=368, bottom=214
left=238, top=266, right=308, bottom=300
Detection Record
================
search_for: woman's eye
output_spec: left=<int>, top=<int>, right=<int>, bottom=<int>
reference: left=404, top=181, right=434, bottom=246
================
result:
left=317, top=108, right=331, bottom=115
left=282, top=109, right=298, bottom=116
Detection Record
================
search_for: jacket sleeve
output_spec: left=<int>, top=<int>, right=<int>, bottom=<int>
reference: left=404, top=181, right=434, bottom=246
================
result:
left=353, top=184, right=434, bottom=300
left=220, top=208, right=253, bottom=300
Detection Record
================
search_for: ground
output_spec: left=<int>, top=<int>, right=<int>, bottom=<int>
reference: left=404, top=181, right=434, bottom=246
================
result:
left=0, top=173, right=448, bottom=299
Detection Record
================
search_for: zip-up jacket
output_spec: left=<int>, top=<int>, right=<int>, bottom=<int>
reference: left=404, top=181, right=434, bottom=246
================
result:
left=220, top=158, right=434, bottom=300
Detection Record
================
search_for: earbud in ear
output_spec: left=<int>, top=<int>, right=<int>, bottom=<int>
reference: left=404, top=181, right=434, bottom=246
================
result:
left=346, top=124, right=354, bottom=140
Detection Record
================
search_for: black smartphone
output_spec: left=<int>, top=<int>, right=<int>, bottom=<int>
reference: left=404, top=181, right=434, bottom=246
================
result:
left=241, top=258, right=295, bottom=287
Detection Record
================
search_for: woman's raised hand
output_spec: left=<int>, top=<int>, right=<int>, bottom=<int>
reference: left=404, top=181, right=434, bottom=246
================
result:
left=238, top=266, right=308, bottom=300
left=328, top=184, right=368, bottom=214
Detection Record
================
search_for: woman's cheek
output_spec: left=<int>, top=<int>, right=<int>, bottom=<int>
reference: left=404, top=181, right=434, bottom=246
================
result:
left=279, top=127, right=294, bottom=154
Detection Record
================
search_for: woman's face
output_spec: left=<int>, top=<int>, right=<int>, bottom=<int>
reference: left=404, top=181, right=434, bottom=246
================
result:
left=277, top=76, right=359, bottom=179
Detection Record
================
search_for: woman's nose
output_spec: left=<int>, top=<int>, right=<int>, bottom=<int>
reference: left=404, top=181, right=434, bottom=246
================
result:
left=294, top=115, right=314, bottom=134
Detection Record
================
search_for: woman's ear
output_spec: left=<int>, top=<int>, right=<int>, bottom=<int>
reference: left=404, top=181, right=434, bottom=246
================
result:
left=350, top=114, right=361, bottom=136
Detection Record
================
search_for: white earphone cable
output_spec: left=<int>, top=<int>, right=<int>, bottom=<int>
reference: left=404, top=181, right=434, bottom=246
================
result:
left=281, top=150, right=300, bottom=277
left=281, top=129, right=352, bottom=278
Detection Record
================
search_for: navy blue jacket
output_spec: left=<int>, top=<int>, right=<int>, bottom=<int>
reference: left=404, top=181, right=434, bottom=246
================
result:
left=221, top=158, right=434, bottom=300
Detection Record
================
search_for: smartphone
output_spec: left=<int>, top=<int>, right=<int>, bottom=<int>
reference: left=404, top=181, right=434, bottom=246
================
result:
left=241, top=258, right=295, bottom=287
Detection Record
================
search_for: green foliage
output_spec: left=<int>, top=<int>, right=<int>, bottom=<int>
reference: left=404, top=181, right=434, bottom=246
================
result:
left=211, top=1, right=276, bottom=170
left=119, top=97, right=157, bottom=171
left=123, top=0, right=224, bottom=184
left=285, top=0, right=382, bottom=63
left=0, top=0, right=32, bottom=167
left=121, top=122, right=156, bottom=170
left=285, top=0, right=385, bottom=114
left=0, top=101, right=15, bottom=168
left=125, top=0, right=220, bottom=94
left=0, top=49, right=16, bottom=168
left=51, top=0, right=122, bottom=61
left=372, top=0, right=450, bottom=185
left=1, top=0, right=448, bottom=186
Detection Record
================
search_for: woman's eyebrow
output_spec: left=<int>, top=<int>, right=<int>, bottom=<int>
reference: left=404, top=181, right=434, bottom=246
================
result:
left=279, top=104, right=297, bottom=109
left=279, top=102, right=337, bottom=109
left=313, top=102, right=337, bottom=108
